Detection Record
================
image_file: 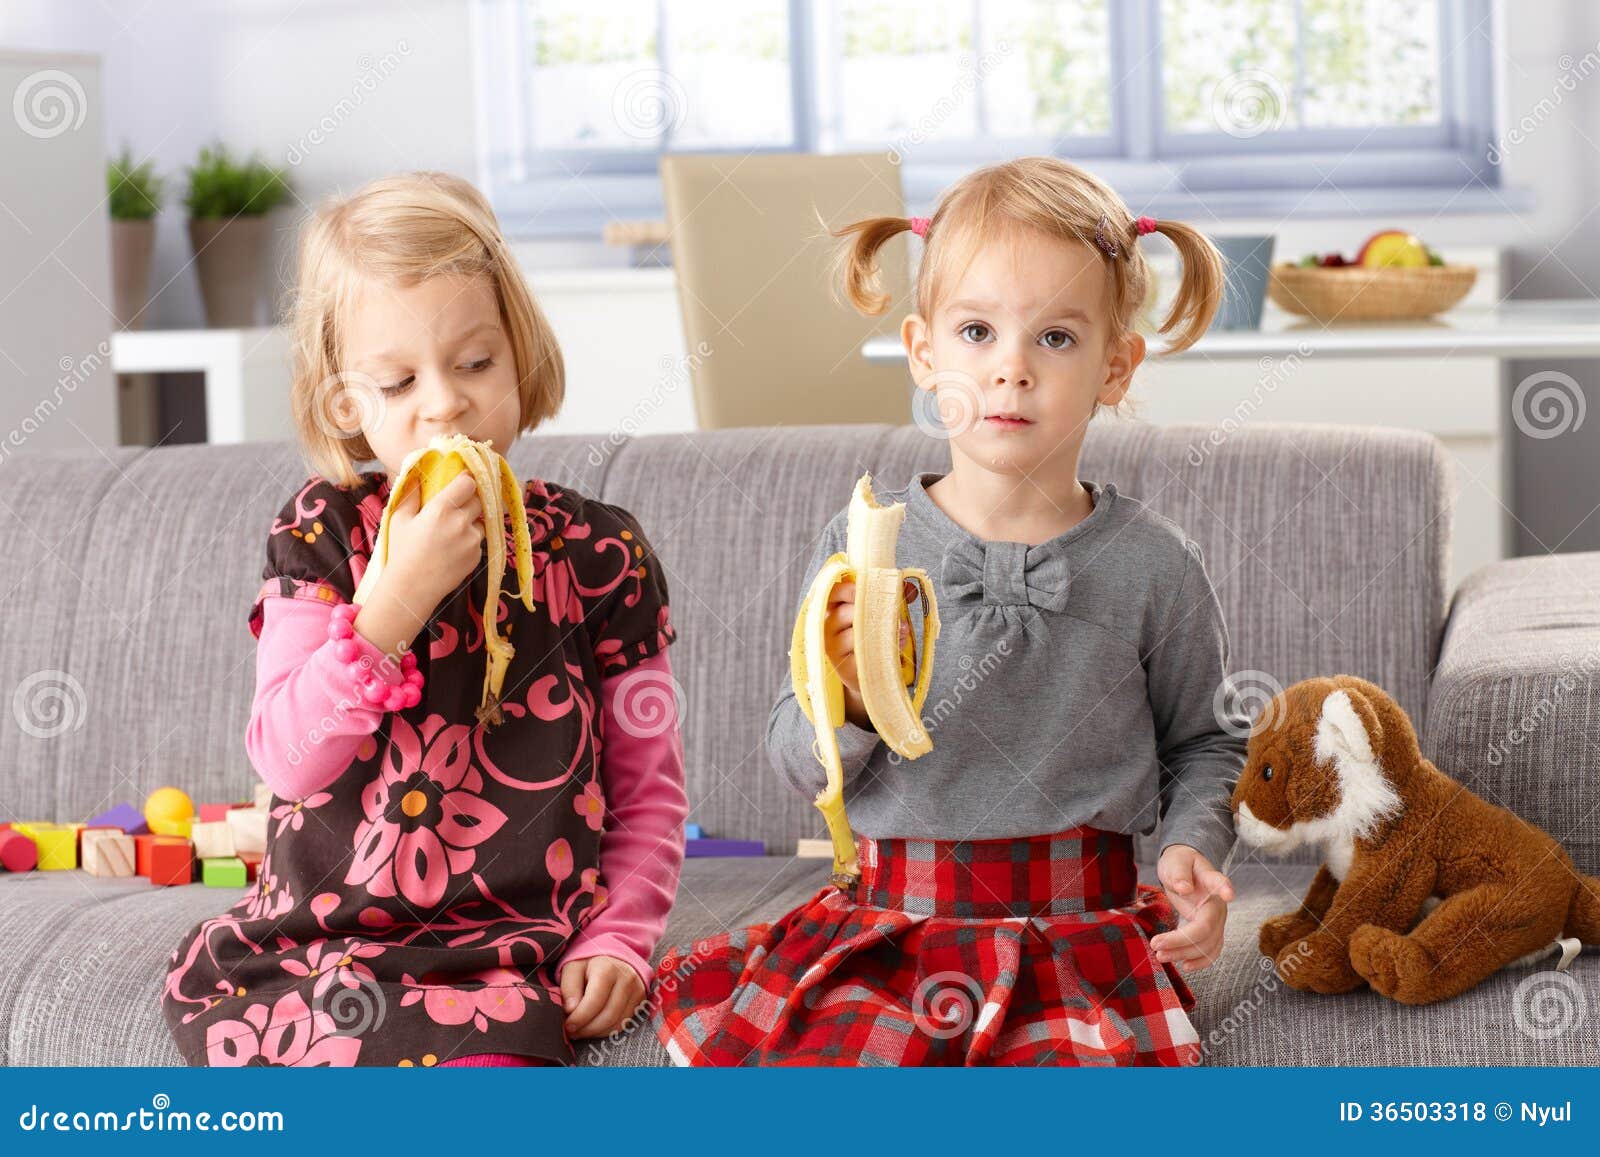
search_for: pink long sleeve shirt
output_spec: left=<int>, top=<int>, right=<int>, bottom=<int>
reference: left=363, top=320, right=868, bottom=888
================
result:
left=245, top=594, right=688, bottom=992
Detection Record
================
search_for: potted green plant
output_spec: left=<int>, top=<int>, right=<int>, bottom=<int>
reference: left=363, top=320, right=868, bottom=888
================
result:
left=183, top=143, right=292, bottom=328
left=107, top=146, right=164, bottom=330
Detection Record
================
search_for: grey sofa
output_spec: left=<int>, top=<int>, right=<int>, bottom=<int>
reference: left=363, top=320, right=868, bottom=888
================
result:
left=2, top=421, right=1596, bottom=1066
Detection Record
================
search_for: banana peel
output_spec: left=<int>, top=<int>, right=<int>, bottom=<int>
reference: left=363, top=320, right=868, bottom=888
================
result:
left=788, top=473, right=940, bottom=887
left=352, top=434, right=534, bottom=727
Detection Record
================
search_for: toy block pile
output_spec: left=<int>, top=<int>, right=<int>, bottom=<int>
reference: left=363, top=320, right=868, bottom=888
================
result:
left=0, top=782, right=275, bottom=887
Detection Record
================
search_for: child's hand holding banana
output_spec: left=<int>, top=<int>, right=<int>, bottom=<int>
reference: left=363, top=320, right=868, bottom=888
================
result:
left=821, top=577, right=917, bottom=730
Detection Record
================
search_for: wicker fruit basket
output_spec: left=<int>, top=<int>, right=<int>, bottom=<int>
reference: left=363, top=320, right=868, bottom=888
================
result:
left=1267, top=263, right=1477, bottom=322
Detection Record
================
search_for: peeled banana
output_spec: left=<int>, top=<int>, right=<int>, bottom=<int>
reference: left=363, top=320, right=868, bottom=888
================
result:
left=352, top=434, right=534, bottom=728
left=789, top=473, right=941, bottom=886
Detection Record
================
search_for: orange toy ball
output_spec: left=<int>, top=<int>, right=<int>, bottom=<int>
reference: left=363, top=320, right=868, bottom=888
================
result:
left=144, top=787, right=195, bottom=837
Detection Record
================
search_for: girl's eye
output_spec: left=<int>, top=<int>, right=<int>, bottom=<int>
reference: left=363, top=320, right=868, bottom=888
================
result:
left=380, top=376, right=414, bottom=396
left=462, top=358, right=492, bottom=373
left=1039, top=329, right=1075, bottom=350
left=959, top=322, right=992, bottom=343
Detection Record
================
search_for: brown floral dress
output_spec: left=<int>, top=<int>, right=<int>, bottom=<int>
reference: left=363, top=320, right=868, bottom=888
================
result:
left=161, top=470, right=675, bottom=1066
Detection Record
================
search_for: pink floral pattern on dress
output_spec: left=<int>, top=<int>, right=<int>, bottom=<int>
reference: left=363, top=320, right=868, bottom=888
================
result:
left=166, top=470, right=676, bottom=1067
left=345, top=712, right=509, bottom=909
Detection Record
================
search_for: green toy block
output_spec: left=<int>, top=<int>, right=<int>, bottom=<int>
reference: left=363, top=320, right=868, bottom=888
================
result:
left=202, top=856, right=248, bottom=887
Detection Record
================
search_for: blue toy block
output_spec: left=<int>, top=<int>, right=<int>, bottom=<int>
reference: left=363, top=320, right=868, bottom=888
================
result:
left=685, top=837, right=764, bottom=858
left=87, top=802, right=149, bottom=836
left=684, top=823, right=704, bottom=840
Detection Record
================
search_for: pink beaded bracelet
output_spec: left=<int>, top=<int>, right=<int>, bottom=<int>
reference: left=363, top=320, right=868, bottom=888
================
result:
left=327, top=602, right=424, bottom=713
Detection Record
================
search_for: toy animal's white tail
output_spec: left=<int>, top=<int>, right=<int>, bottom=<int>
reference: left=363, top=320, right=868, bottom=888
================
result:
left=1565, top=874, right=1600, bottom=944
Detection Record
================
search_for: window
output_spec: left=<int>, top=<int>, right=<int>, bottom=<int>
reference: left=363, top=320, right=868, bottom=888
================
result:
left=473, top=0, right=1500, bottom=236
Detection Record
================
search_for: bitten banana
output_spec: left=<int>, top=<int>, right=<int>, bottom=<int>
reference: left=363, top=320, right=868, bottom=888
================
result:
left=789, top=473, right=940, bottom=886
left=352, top=434, right=534, bottom=728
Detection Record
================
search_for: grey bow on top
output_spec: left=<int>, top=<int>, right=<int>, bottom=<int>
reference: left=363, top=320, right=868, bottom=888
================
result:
left=938, top=536, right=1072, bottom=612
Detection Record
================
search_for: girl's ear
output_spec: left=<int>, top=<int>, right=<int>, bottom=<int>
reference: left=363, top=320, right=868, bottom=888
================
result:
left=901, top=313, right=936, bottom=389
left=1099, top=329, right=1145, bottom=407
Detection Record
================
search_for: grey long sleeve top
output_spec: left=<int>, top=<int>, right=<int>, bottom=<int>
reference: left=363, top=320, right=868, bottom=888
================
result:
left=766, top=471, right=1248, bottom=870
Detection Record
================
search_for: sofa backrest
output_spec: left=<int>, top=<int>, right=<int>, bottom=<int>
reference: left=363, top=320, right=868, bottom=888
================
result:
left=0, top=421, right=1450, bottom=866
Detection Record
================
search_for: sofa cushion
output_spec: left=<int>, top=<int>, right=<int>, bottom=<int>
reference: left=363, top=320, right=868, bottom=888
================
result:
left=10, top=859, right=1593, bottom=1066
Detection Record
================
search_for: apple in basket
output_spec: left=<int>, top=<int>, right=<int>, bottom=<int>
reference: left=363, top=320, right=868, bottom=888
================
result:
left=1273, top=228, right=1472, bottom=320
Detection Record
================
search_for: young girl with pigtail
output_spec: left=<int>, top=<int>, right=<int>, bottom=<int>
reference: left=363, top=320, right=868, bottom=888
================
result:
left=652, top=155, right=1249, bottom=1066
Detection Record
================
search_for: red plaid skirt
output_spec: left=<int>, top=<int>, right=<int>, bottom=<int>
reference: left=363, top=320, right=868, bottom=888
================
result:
left=650, top=825, right=1201, bottom=1066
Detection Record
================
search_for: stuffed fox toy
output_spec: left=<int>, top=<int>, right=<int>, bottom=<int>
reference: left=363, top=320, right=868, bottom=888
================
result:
left=1231, top=674, right=1600, bottom=1005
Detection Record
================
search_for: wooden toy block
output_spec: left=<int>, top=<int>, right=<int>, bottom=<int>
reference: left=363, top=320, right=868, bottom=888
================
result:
left=684, top=837, right=765, bottom=858
left=795, top=838, right=833, bottom=859
left=82, top=831, right=135, bottom=878
left=253, top=782, right=273, bottom=810
left=684, top=822, right=704, bottom=839
left=239, top=853, right=261, bottom=883
left=148, top=838, right=195, bottom=886
left=190, top=820, right=234, bottom=860
left=198, top=803, right=232, bottom=823
left=202, top=857, right=248, bottom=887
left=26, top=823, right=79, bottom=870
left=76, top=824, right=119, bottom=854
left=226, top=807, right=268, bottom=857
left=0, top=829, right=37, bottom=872
left=87, top=803, right=149, bottom=836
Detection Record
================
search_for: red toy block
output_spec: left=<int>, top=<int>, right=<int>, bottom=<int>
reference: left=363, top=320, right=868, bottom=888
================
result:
left=134, top=833, right=158, bottom=876
left=198, top=803, right=232, bottom=823
left=0, top=829, right=37, bottom=872
left=149, top=837, right=195, bottom=886
left=239, top=853, right=262, bottom=883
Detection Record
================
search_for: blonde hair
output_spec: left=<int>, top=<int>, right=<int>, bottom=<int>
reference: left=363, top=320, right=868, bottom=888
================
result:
left=286, top=170, right=565, bottom=486
left=832, top=155, right=1224, bottom=355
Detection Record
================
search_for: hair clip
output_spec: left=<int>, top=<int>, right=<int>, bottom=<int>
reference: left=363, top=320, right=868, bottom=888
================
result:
left=1092, top=214, right=1120, bottom=259
left=1134, top=215, right=1158, bottom=236
left=908, top=216, right=931, bottom=239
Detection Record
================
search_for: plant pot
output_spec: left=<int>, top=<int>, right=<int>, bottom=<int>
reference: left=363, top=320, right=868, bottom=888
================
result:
left=111, top=218, right=156, bottom=331
left=188, top=214, right=271, bottom=328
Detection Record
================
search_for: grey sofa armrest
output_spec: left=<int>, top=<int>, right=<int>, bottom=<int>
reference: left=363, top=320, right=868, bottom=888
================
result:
left=1423, top=552, right=1600, bottom=874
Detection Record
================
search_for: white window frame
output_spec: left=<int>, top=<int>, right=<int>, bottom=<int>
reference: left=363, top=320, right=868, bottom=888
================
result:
left=473, top=0, right=1505, bottom=238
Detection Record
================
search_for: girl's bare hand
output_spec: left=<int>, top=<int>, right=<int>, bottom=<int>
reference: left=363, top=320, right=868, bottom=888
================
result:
left=382, top=471, right=484, bottom=615
left=824, top=578, right=917, bottom=726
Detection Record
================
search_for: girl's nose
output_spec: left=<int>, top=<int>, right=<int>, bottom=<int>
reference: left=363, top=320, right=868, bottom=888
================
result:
left=418, top=374, right=468, bottom=424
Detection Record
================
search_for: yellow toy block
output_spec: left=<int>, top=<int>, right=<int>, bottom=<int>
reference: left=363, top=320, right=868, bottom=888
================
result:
left=81, top=830, right=135, bottom=878
left=26, top=823, right=79, bottom=870
left=190, top=820, right=234, bottom=860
